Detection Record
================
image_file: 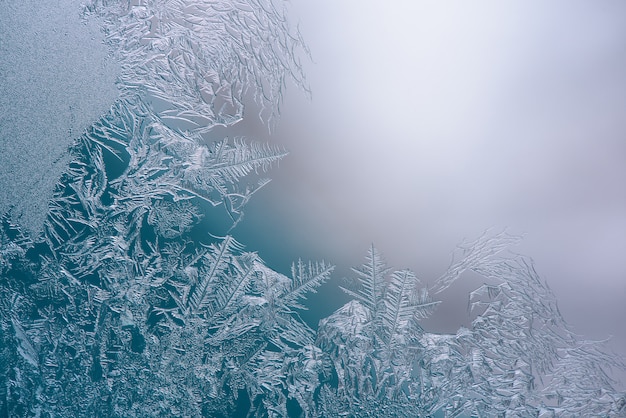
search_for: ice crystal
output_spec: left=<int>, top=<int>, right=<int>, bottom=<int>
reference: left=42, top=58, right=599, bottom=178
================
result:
left=1, top=1, right=624, bottom=417
left=83, top=0, right=309, bottom=133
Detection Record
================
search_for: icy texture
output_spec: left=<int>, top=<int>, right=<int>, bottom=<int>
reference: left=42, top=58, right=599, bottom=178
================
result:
left=3, top=215, right=624, bottom=416
left=316, top=236, right=626, bottom=417
left=0, top=94, right=331, bottom=415
left=83, top=0, right=309, bottom=133
left=1, top=1, right=625, bottom=417
left=0, top=0, right=120, bottom=234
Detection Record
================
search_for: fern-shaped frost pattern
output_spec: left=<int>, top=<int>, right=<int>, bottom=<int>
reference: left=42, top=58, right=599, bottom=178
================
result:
left=1, top=1, right=624, bottom=417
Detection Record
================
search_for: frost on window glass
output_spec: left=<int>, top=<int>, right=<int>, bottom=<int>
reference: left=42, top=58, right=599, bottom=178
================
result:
left=83, top=0, right=309, bottom=133
left=1, top=1, right=625, bottom=417
left=0, top=0, right=119, bottom=234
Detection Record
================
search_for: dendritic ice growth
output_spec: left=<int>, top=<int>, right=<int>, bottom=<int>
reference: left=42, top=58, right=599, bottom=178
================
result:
left=317, top=238, right=626, bottom=417
left=1, top=0, right=625, bottom=417
left=82, top=0, right=310, bottom=133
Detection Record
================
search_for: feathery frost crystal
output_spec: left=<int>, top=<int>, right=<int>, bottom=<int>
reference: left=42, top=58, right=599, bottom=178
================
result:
left=0, top=1, right=624, bottom=417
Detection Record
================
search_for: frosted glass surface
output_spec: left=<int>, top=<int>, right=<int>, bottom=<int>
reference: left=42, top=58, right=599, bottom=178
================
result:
left=0, top=0, right=119, bottom=234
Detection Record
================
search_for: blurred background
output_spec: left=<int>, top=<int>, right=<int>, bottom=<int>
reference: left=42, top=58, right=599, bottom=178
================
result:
left=230, top=0, right=626, bottom=384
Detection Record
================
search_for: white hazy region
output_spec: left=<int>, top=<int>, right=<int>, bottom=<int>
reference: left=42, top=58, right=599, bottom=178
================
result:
left=0, top=0, right=119, bottom=234
left=239, top=0, right=626, bottom=384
